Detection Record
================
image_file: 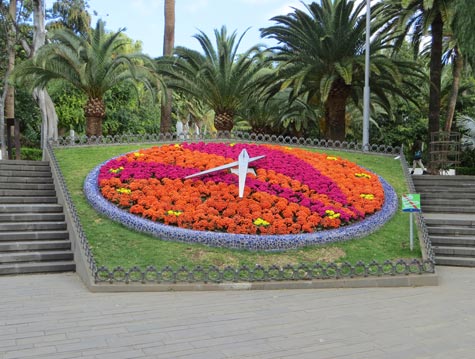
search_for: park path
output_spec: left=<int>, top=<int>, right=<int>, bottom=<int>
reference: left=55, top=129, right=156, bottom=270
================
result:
left=1, top=266, right=474, bottom=359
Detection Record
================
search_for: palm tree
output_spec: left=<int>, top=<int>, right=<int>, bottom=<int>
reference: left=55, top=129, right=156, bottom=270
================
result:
left=443, top=0, right=475, bottom=132
left=157, top=26, right=264, bottom=132
left=160, top=0, right=175, bottom=134
left=13, top=19, right=156, bottom=137
left=260, top=0, right=424, bottom=141
left=383, top=0, right=454, bottom=141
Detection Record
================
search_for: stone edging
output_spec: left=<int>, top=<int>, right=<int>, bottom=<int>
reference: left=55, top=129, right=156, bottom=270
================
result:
left=83, top=147, right=399, bottom=251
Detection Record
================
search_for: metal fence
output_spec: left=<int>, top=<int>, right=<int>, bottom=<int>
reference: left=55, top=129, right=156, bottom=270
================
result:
left=47, top=131, right=435, bottom=286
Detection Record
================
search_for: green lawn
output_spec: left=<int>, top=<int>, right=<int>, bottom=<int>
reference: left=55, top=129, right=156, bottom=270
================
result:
left=54, top=143, right=421, bottom=270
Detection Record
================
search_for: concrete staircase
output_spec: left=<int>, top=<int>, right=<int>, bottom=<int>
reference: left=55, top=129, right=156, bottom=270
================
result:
left=413, top=175, right=475, bottom=267
left=0, top=160, right=75, bottom=275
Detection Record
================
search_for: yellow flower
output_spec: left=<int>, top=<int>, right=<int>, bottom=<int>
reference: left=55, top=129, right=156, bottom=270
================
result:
left=134, top=152, right=144, bottom=157
left=360, top=194, right=374, bottom=200
left=326, top=156, right=338, bottom=161
left=167, top=210, right=182, bottom=216
left=117, top=188, right=131, bottom=194
left=229, top=143, right=236, bottom=147
left=109, top=166, right=124, bottom=173
left=253, top=218, right=270, bottom=226
left=174, top=144, right=181, bottom=148
left=355, top=173, right=371, bottom=179
left=325, top=210, right=340, bottom=219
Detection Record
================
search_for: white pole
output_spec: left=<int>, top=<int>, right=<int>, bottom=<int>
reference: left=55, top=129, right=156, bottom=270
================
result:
left=362, top=0, right=371, bottom=151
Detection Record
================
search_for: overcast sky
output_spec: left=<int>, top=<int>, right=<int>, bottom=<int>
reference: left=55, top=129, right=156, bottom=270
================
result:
left=64, top=0, right=307, bottom=57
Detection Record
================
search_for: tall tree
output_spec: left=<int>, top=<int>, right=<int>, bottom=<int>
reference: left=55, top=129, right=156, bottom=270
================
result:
left=260, top=0, right=424, bottom=141
left=444, top=0, right=475, bottom=131
left=5, top=0, right=15, bottom=122
left=160, top=0, right=175, bottom=134
left=47, top=0, right=91, bottom=35
left=384, top=0, right=455, bottom=168
left=157, top=26, right=263, bottom=132
left=0, top=0, right=20, bottom=159
left=443, top=45, right=463, bottom=132
left=31, top=0, right=59, bottom=154
left=14, top=19, right=157, bottom=137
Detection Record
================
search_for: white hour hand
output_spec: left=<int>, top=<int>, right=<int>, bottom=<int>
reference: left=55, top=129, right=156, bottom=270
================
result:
left=183, top=149, right=265, bottom=198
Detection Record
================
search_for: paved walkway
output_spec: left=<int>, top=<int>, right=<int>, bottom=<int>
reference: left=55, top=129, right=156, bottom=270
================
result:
left=0, top=266, right=474, bottom=359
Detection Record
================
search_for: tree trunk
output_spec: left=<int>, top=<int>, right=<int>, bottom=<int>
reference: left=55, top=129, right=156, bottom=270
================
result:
left=86, top=116, right=103, bottom=137
left=324, top=81, right=350, bottom=142
left=5, top=0, right=16, bottom=120
left=444, top=46, right=463, bottom=132
left=0, top=72, right=9, bottom=160
left=33, top=89, right=59, bottom=151
left=163, top=0, right=175, bottom=56
left=0, top=0, right=17, bottom=160
left=32, top=0, right=58, bottom=157
left=214, top=111, right=234, bottom=132
left=160, top=0, right=175, bottom=135
left=160, top=89, right=173, bottom=134
left=428, top=11, right=443, bottom=171
left=84, top=97, right=105, bottom=137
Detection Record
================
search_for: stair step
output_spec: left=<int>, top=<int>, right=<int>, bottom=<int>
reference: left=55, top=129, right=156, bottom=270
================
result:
left=415, top=179, right=475, bottom=185
left=420, top=186, right=475, bottom=192
left=0, top=177, right=53, bottom=184
left=433, top=246, right=475, bottom=256
left=0, top=197, right=58, bottom=204
left=0, top=213, right=65, bottom=222
left=0, top=230, right=69, bottom=241
left=421, top=198, right=475, bottom=206
left=0, top=182, right=55, bottom=190
left=0, top=260, right=75, bottom=275
left=422, top=206, right=475, bottom=214
left=0, top=170, right=52, bottom=177
left=421, top=193, right=475, bottom=200
left=0, top=240, right=71, bottom=252
left=435, top=256, right=475, bottom=267
left=0, top=189, right=57, bottom=197
left=413, top=175, right=475, bottom=182
left=0, top=222, right=67, bottom=232
left=0, top=204, right=63, bottom=213
left=0, top=250, right=74, bottom=264
left=430, top=235, right=475, bottom=246
left=424, top=218, right=475, bottom=227
left=428, top=226, right=475, bottom=236
left=0, top=160, right=48, bottom=167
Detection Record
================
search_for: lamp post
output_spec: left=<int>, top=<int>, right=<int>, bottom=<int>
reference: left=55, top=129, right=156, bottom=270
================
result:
left=362, top=0, right=371, bottom=151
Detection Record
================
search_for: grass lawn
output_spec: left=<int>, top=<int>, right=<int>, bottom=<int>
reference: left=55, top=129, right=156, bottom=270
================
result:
left=54, top=143, right=421, bottom=270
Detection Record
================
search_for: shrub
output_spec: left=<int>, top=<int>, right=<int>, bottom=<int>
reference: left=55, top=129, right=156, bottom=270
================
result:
left=16, top=147, right=42, bottom=161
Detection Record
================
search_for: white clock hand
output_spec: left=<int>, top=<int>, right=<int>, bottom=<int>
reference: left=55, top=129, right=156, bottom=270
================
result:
left=238, top=149, right=250, bottom=198
left=183, top=149, right=265, bottom=198
left=184, top=160, right=240, bottom=179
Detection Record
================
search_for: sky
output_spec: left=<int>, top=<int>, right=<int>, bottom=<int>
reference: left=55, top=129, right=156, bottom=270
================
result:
left=48, top=0, right=308, bottom=57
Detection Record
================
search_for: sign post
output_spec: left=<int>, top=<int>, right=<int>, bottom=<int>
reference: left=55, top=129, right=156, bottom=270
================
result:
left=402, top=194, right=421, bottom=251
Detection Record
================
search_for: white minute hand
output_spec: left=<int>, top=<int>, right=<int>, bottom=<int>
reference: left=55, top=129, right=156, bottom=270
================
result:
left=183, top=149, right=265, bottom=198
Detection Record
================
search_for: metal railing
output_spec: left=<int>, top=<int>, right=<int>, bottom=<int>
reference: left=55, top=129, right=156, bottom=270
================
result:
left=47, top=131, right=435, bottom=286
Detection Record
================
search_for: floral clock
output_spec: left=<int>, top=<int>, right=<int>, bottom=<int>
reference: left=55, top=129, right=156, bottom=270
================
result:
left=84, top=142, right=398, bottom=250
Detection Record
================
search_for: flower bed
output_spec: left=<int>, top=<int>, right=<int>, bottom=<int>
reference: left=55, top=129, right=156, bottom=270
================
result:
left=84, top=143, right=398, bottom=250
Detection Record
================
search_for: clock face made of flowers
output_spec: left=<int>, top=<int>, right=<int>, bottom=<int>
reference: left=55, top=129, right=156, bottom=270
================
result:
left=84, top=142, right=398, bottom=251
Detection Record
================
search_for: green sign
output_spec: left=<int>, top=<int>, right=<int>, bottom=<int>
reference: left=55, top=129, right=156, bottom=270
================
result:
left=402, top=194, right=421, bottom=212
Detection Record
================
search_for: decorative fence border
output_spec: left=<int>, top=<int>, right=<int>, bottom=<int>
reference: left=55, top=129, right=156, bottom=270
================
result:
left=47, top=131, right=436, bottom=288
left=51, top=131, right=401, bottom=154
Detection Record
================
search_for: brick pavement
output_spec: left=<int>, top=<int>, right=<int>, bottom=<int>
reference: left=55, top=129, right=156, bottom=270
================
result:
left=1, top=266, right=474, bottom=359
